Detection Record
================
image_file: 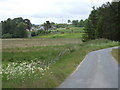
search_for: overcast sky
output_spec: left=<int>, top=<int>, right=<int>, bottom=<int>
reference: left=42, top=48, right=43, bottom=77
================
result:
left=0, top=0, right=112, bottom=24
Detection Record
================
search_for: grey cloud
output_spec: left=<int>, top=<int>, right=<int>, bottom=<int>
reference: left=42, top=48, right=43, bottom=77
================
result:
left=53, top=1, right=92, bottom=16
left=28, top=12, right=71, bottom=19
left=29, top=1, right=91, bottom=19
left=0, top=0, right=110, bottom=24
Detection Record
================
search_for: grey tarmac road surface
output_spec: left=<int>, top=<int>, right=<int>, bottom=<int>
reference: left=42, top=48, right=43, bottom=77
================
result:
left=58, top=47, right=119, bottom=88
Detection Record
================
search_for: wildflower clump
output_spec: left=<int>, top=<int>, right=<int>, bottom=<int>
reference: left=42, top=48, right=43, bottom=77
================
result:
left=2, top=58, right=50, bottom=82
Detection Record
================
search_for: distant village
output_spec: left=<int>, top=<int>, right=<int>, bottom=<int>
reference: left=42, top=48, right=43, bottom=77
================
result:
left=29, top=24, right=57, bottom=31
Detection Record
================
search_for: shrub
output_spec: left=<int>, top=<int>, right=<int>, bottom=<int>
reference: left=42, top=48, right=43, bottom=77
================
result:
left=31, top=31, right=36, bottom=37
left=2, top=33, right=13, bottom=38
left=36, top=30, right=51, bottom=36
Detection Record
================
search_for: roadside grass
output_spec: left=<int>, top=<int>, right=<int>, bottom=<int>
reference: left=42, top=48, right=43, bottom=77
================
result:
left=111, top=48, right=120, bottom=63
left=2, top=39, right=119, bottom=88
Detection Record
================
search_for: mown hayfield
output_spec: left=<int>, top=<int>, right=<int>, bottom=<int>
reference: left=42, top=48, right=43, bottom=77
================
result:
left=2, top=38, right=82, bottom=49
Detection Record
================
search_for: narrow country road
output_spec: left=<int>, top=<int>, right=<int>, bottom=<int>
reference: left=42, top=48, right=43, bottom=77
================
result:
left=58, top=47, right=119, bottom=88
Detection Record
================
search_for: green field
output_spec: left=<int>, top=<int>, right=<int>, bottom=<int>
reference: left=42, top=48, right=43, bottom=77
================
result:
left=34, top=33, right=83, bottom=39
left=2, top=38, right=119, bottom=88
left=54, top=27, right=84, bottom=33
left=32, top=27, right=84, bottom=39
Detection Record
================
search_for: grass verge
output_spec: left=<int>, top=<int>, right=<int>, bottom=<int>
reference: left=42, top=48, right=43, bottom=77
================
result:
left=111, top=48, right=120, bottom=63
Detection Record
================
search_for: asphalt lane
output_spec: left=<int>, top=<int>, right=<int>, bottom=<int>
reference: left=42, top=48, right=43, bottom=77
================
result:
left=58, top=47, right=119, bottom=88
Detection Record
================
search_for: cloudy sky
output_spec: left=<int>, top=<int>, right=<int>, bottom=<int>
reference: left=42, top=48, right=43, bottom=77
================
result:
left=0, top=0, right=112, bottom=24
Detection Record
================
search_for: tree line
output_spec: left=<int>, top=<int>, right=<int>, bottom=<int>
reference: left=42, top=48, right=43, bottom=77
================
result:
left=1, top=17, right=32, bottom=38
left=68, top=19, right=85, bottom=27
left=83, top=2, right=120, bottom=41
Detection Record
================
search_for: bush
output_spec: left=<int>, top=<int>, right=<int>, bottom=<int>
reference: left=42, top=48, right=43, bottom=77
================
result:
left=56, top=24, right=68, bottom=28
left=31, top=31, right=36, bottom=37
left=36, top=30, right=51, bottom=36
left=81, top=33, right=89, bottom=42
left=2, top=33, right=13, bottom=38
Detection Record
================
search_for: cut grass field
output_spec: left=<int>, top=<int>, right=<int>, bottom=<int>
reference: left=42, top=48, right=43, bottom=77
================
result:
left=111, top=48, right=120, bottom=63
left=2, top=38, right=119, bottom=88
left=2, top=38, right=82, bottom=49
